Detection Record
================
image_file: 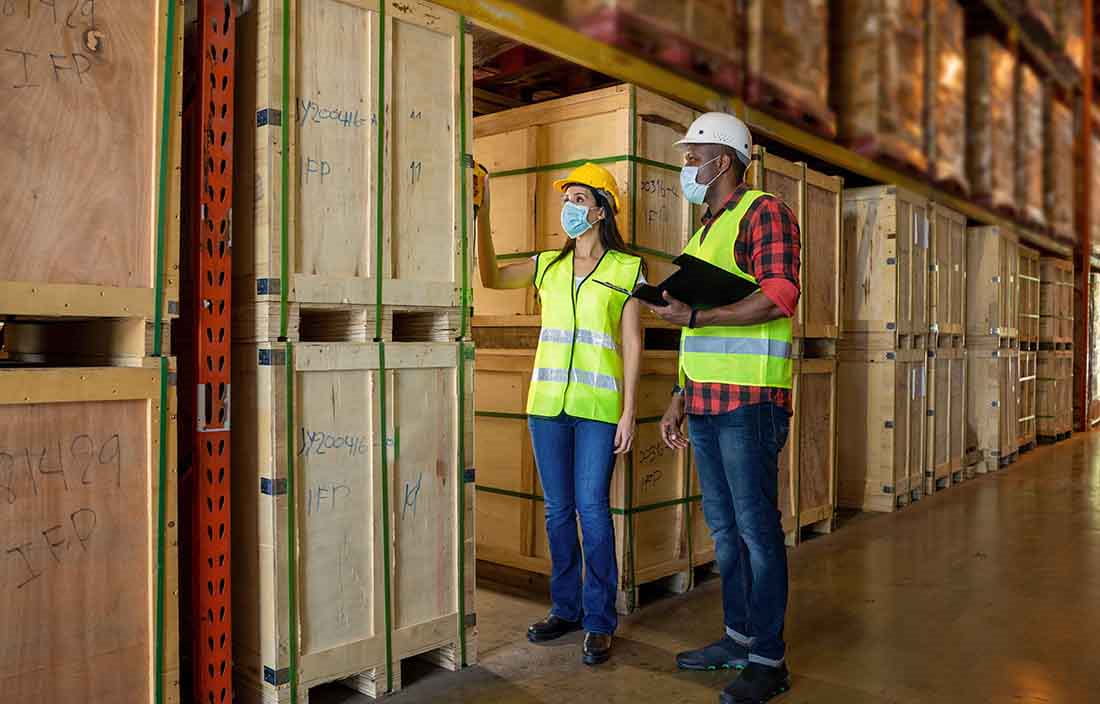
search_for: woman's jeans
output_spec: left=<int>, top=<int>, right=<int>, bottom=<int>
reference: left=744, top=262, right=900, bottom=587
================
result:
left=528, top=412, right=618, bottom=635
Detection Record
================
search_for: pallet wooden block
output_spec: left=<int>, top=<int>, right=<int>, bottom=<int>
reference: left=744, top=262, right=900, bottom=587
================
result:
left=232, top=341, right=476, bottom=703
left=1019, top=349, right=1038, bottom=450
left=966, top=341, right=1019, bottom=474
left=234, top=0, right=473, bottom=341
left=925, top=0, right=969, bottom=195
left=927, top=345, right=967, bottom=493
left=747, top=148, right=843, bottom=340
left=1039, top=257, right=1074, bottom=347
left=837, top=348, right=927, bottom=512
left=928, top=203, right=967, bottom=337
left=0, top=362, right=178, bottom=704
left=967, top=35, right=1016, bottom=213
left=0, top=1, right=181, bottom=322
left=966, top=226, right=1020, bottom=341
left=472, top=84, right=698, bottom=317
left=1015, top=61, right=1046, bottom=228
left=839, top=186, right=930, bottom=349
left=1018, top=246, right=1041, bottom=347
left=1044, top=90, right=1075, bottom=242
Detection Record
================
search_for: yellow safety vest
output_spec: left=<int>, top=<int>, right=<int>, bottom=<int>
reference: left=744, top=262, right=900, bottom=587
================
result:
left=679, top=191, right=793, bottom=388
left=527, top=249, right=642, bottom=424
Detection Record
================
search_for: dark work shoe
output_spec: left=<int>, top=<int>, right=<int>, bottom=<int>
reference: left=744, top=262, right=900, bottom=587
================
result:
left=719, top=662, right=791, bottom=704
left=582, top=632, right=612, bottom=665
left=676, top=636, right=749, bottom=671
left=527, top=614, right=582, bottom=643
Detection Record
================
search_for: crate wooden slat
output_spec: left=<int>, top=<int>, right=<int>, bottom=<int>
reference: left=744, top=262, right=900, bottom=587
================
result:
left=1044, top=90, right=1075, bottom=242
left=966, top=342, right=1019, bottom=473
left=967, top=226, right=1019, bottom=340
left=0, top=362, right=178, bottom=704
left=927, top=346, right=966, bottom=493
left=1019, top=349, right=1038, bottom=449
left=839, top=186, right=930, bottom=348
left=967, top=35, right=1016, bottom=212
left=232, top=342, right=475, bottom=703
left=234, top=0, right=472, bottom=332
left=929, top=203, right=967, bottom=337
left=1018, top=246, right=1041, bottom=346
left=1015, top=61, right=1045, bottom=228
left=472, top=84, right=698, bottom=317
left=1039, top=257, right=1073, bottom=346
left=0, top=1, right=181, bottom=321
left=925, top=0, right=968, bottom=195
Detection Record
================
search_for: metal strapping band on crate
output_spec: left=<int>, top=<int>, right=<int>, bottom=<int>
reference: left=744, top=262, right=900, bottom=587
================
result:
left=285, top=344, right=300, bottom=703
left=153, top=1, right=178, bottom=357
left=154, top=357, right=170, bottom=704
left=279, top=0, right=291, bottom=341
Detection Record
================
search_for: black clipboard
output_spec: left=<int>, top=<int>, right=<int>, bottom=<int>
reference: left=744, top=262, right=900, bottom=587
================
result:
left=595, top=254, right=759, bottom=308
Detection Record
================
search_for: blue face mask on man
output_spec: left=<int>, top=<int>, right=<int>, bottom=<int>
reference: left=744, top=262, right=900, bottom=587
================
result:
left=561, top=200, right=595, bottom=239
left=680, top=155, right=727, bottom=205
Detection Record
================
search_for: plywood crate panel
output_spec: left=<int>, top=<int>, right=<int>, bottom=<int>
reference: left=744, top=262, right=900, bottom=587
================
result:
left=925, top=0, right=968, bottom=194
left=1018, top=246, right=1041, bottom=345
left=472, top=85, right=698, bottom=317
left=966, top=344, right=1018, bottom=473
left=0, top=363, right=178, bottom=704
left=1044, top=91, right=1074, bottom=242
left=748, top=148, right=842, bottom=339
left=837, top=348, right=927, bottom=512
left=927, top=346, right=966, bottom=492
left=1015, top=61, right=1045, bottom=227
left=232, top=342, right=474, bottom=702
left=967, top=226, right=1019, bottom=339
left=796, top=358, right=837, bottom=533
left=967, top=35, right=1016, bottom=211
left=1039, top=257, right=1073, bottom=345
left=1037, top=349, right=1073, bottom=438
left=840, top=186, right=929, bottom=347
left=929, top=203, right=967, bottom=337
left=1019, top=349, right=1038, bottom=448
left=0, top=1, right=181, bottom=320
left=234, top=1, right=473, bottom=331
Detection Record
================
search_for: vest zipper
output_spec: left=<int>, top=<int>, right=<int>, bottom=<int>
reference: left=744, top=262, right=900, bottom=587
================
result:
left=562, top=249, right=610, bottom=413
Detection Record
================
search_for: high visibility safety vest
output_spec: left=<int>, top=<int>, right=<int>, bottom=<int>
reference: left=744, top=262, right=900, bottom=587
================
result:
left=527, top=249, right=643, bottom=424
left=679, top=190, right=793, bottom=389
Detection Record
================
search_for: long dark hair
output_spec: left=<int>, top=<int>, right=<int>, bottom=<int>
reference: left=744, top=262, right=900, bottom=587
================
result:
left=547, top=186, right=647, bottom=277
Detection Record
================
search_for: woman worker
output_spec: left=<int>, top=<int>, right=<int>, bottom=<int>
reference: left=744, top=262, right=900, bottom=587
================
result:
left=475, top=162, right=645, bottom=666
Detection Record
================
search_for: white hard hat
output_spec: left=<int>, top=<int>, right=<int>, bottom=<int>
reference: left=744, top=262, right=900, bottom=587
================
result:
left=675, top=112, right=752, bottom=166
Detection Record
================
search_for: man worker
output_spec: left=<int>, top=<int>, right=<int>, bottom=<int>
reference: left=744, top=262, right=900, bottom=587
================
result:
left=646, top=113, right=800, bottom=704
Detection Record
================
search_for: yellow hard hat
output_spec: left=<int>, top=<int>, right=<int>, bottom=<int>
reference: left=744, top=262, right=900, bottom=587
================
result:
left=553, top=162, right=622, bottom=213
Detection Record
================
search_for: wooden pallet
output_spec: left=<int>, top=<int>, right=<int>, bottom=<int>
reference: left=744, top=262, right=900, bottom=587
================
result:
left=744, top=74, right=836, bottom=140
left=926, top=0, right=969, bottom=198
left=967, top=35, right=1017, bottom=213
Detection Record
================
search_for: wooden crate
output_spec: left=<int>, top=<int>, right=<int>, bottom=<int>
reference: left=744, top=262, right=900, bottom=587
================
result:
left=966, top=226, right=1019, bottom=340
left=929, top=203, right=967, bottom=337
left=747, top=147, right=843, bottom=340
left=1015, top=61, right=1045, bottom=228
left=0, top=1, right=181, bottom=322
left=1039, top=257, right=1073, bottom=347
left=837, top=348, right=927, bottom=512
left=234, top=1, right=473, bottom=341
left=0, top=362, right=178, bottom=704
left=831, top=0, right=927, bottom=173
left=839, top=186, right=930, bottom=348
left=967, top=35, right=1016, bottom=212
left=1037, top=349, right=1073, bottom=440
left=744, top=0, right=835, bottom=138
left=1019, top=349, right=1038, bottom=450
left=927, top=345, right=967, bottom=492
left=232, top=342, right=476, bottom=702
left=472, top=84, right=698, bottom=317
left=1018, top=246, right=1041, bottom=346
left=966, top=343, right=1019, bottom=473
left=1044, top=91, right=1075, bottom=242
left=924, top=0, right=968, bottom=195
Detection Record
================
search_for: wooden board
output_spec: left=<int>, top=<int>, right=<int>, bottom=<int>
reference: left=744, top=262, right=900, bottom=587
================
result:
left=966, top=344, right=1019, bottom=473
left=925, top=0, right=968, bottom=194
left=1018, top=246, right=1041, bottom=345
left=1037, top=349, right=1073, bottom=437
left=966, top=35, right=1016, bottom=211
left=966, top=226, right=1019, bottom=340
left=1015, top=61, right=1045, bottom=227
left=0, top=0, right=181, bottom=319
left=929, top=203, right=966, bottom=336
left=796, top=358, right=837, bottom=532
left=472, top=84, right=698, bottom=317
left=1044, top=90, right=1075, bottom=242
left=234, top=0, right=472, bottom=326
left=1039, top=257, right=1074, bottom=345
left=1019, top=350, right=1038, bottom=448
left=0, top=363, right=178, bottom=704
left=231, top=341, right=473, bottom=701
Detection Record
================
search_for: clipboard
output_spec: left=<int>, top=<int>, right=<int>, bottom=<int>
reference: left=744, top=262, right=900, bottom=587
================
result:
left=595, top=254, right=759, bottom=308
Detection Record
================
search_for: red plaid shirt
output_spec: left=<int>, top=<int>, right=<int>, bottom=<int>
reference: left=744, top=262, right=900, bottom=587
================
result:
left=684, top=186, right=801, bottom=415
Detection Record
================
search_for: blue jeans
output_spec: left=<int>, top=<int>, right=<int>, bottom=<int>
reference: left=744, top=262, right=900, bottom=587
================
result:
left=688, top=402, right=790, bottom=665
left=528, top=412, right=618, bottom=635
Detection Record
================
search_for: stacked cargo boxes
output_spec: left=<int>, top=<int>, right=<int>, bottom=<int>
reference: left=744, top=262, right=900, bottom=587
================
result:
left=232, top=3, right=476, bottom=701
left=1037, top=258, right=1074, bottom=442
left=0, top=4, right=182, bottom=702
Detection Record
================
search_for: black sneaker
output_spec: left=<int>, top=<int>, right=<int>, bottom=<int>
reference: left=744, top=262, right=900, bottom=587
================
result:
left=527, top=614, right=582, bottom=643
left=719, top=662, right=791, bottom=704
left=582, top=632, right=612, bottom=666
left=676, top=636, right=749, bottom=671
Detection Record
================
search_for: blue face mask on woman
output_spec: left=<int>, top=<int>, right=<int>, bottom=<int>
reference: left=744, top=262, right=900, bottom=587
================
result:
left=561, top=201, right=595, bottom=239
left=680, top=155, right=726, bottom=205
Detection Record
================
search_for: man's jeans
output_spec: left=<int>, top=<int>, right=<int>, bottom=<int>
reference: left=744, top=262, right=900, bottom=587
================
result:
left=688, top=402, right=790, bottom=665
left=528, top=412, right=618, bottom=635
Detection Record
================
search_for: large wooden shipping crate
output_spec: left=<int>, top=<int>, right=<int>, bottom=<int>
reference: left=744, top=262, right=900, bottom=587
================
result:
left=838, top=348, right=928, bottom=512
left=1037, top=350, right=1073, bottom=439
left=831, top=0, right=927, bottom=173
left=743, top=0, right=835, bottom=137
left=1015, top=62, right=1045, bottom=227
left=967, top=35, right=1016, bottom=212
left=925, top=0, right=968, bottom=195
left=234, top=0, right=473, bottom=342
left=472, top=85, right=698, bottom=317
left=1039, top=257, right=1073, bottom=346
left=1019, top=349, right=1038, bottom=449
left=840, top=186, right=930, bottom=347
left=0, top=363, right=178, bottom=704
left=966, top=226, right=1019, bottom=340
left=927, top=346, right=967, bottom=492
left=929, top=203, right=967, bottom=338
left=747, top=148, right=843, bottom=339
left=1044, top=91, right=1075, bottom=242
left=232, top=342, right=476, bottom=702
left=966, top=344, right=1019, bottom=473
left=0, top=1, right=181, bottom=322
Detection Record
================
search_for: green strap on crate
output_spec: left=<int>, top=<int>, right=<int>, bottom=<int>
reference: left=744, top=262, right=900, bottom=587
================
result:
left=629, top=86, right=638, bottom=247
left=154, top=357, right=170, bottom=704
left=153, top=0, right=178, bottom=357
left=489, top=154, right=682, bottom=180
left=456, top=18, right=471, bottom=668
left=279, top=0, right=291, bottom=340
left=285, top=344, right=300, bottom=703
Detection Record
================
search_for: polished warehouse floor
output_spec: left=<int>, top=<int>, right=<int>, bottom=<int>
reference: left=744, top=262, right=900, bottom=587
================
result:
left=316, top=431, right=1100, bottom=703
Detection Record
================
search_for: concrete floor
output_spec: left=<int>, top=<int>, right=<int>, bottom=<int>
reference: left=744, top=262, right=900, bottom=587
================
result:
left=314, top=431, right=1100, bottom=703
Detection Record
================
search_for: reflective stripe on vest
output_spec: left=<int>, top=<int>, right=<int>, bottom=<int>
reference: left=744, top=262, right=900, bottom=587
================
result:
left=526, top=249, right=642, bottom=424
left=679, top=190, right=794, bottom=389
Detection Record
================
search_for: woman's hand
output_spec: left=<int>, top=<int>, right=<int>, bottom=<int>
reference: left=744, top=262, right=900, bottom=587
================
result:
left=660, top=396, right=689, bottom=450
left=614, top=413, right=636, bottom=455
